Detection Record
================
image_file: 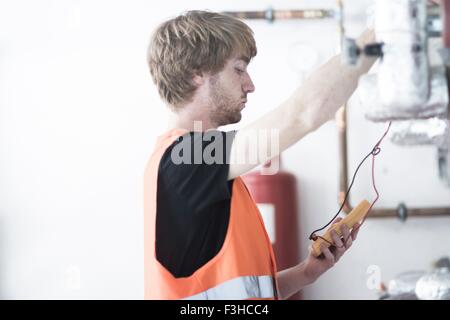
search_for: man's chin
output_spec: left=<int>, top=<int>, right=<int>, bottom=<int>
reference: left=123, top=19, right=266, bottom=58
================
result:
left=229, top=112, right=242, bottom=124
left=218, top=112, right=242, bottom=126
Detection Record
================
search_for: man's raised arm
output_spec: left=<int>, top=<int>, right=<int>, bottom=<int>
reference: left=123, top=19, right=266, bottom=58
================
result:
left=228, top=29, right=376, bottom=180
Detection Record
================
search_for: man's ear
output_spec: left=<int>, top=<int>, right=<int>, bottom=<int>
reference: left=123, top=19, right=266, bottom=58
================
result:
left=192, top=70, right=206, bottom=87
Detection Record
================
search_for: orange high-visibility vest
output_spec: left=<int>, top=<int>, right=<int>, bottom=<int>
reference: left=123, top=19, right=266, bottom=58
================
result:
left=144, top=129, right=280, bottom=300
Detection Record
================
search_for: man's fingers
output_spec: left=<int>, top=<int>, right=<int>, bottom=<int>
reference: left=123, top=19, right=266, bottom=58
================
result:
left=340, top=224, right=352, bottom=248
left=330, top=229, right=344, bottom=249
left=320, top=244, right=335, bottom=265
left=351, top=223, right=361, bottom=240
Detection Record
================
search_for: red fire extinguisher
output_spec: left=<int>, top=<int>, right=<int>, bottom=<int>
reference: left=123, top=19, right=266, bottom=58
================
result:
left=242, top=156, right=301, bottom=299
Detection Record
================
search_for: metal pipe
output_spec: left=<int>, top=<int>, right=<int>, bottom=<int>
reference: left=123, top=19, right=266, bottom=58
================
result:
left=222, top=8, right=334, bottom=22
left=336, top=108, right=352, bottom=213
left=370, top=206, right=450, bottom=219
left=443, top=0, right=450, bottom=48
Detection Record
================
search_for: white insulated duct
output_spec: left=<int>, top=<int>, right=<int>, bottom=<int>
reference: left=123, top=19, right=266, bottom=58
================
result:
left=359, top=65, right=448, bottom=121
left=389, top=117, right=449, bottom=148
left=375, top=0, right=430, bottom=116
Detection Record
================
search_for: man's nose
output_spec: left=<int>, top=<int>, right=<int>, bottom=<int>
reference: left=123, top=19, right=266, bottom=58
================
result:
left=243, top=74, right=255, bottom=94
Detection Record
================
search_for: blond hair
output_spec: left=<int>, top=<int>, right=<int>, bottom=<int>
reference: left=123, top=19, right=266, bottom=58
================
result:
left=147, top=10, right=257, bottom=109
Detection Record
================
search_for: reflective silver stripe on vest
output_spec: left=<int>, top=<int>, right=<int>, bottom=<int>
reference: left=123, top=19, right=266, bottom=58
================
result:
left=183, top=275, right=276, bottom=300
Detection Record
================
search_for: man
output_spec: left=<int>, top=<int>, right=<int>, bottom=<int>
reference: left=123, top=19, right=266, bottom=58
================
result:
left=144, top=10, right=375, bottom=300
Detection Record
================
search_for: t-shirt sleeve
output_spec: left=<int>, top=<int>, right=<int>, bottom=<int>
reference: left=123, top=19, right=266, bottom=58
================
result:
left=158, top=130, right=237, bottom=212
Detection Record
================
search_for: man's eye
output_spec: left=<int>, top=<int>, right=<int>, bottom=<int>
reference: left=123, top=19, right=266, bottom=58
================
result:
left=235, top=68, right=244, bottom=74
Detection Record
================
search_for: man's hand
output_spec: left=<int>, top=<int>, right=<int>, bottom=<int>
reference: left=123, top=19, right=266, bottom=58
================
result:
left=303, top=218, right=361, bottom=283
left=276, top=217, right=361, bottom=299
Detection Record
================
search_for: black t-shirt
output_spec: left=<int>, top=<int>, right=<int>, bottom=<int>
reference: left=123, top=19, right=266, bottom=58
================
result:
left=156, top=130, right=237, bottom=278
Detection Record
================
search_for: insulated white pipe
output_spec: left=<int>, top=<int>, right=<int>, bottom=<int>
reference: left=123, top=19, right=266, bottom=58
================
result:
left=375, top=0, right=430, bottom=112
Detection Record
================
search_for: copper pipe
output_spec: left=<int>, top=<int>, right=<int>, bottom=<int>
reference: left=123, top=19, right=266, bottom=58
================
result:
left=370, top=206, right=450, bottom=219
left=443, top=0, right=450, bottom=47
left=336, top=107, right=352, bottom=213
left=337, top=0, right=450, bottom=219
left=222, top=8, right=334, bottom=22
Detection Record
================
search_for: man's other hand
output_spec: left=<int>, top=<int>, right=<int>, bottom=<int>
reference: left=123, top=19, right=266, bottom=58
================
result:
left=303, top=218, right=361, bottom=283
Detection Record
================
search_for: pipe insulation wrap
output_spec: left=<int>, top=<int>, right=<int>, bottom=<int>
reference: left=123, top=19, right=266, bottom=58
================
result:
left=376, top=0, right=430, bottom=111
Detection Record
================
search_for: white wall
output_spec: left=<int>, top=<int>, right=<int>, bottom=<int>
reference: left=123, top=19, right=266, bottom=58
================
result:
left=0, top=0, right=449, bottom=299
